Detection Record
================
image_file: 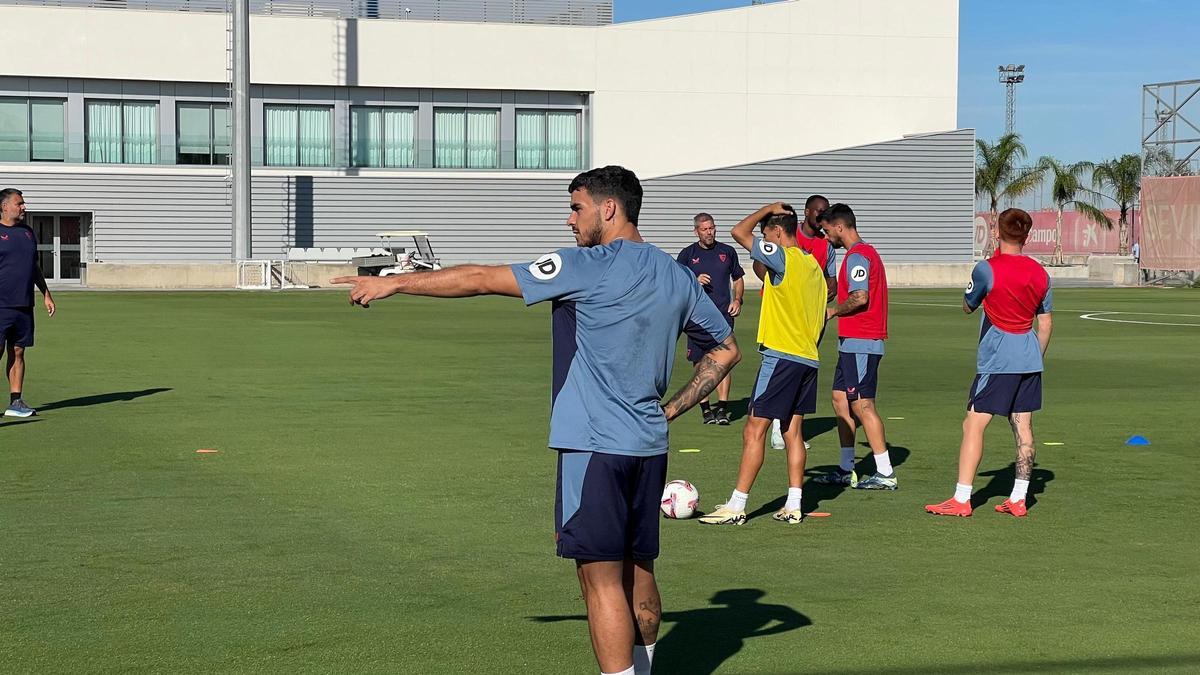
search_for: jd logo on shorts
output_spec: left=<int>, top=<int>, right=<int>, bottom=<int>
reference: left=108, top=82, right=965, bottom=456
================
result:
left=966, top=280, right=974, bottom=293
left=851, top=265, right=867, bottom=282
left=530, top=253, right=563, bottom=281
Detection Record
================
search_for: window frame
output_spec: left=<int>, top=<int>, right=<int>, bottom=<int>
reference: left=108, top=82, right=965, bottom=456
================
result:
left=263, top=103, right=334, bottom=168
left=0, top=97, right=67, bottom=163
left=515, top=108, right=583, bottom=171
left=84, top=98, right=160, bottom=165
left=349, top=105, right=418, bottom=168
left=176, top=101, right=231, bottom=166
left=433, top=106, right=500, bottom=170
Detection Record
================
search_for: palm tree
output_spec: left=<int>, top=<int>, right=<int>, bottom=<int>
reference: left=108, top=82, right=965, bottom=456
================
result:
left=1091, top=153, right=1141, bottom=255
left=1037, top=156, right=1112, bottom=265
left=975, top=133, right=1043, bottom=256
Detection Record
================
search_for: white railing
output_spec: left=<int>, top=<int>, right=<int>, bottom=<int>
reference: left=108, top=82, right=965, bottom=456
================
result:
left=1, top=0, right=613, bottom=24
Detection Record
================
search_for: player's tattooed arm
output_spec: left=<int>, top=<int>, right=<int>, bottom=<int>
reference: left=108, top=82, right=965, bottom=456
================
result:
left=1009, top=412, right=1036, bottom=481
left=662, top=335, right=741, bottom=421
left=826, top=289, right=868, bottom=320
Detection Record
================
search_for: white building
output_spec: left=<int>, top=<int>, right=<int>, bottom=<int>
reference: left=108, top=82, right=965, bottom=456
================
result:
left=0, top=0, right=969, bottom=287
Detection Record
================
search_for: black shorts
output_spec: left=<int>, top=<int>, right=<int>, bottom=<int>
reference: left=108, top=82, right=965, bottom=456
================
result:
left=832, top=352, right=882, bottom=401
left=554, top=450, right=668, bottom=561
left=748, top=354, right=818, bottom=430
left=686, top=313, right=734, bottom=364
left=968, top=373, right=1042, bottom=416
left=0, top=307, right=34, bottom=348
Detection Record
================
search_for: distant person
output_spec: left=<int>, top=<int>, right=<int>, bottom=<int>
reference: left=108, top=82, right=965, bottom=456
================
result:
left=926, top=208, right=1052, bottom=518
left=0, top=188, right=56, bottom=418
left=333, top=166, right=740, bottom=675
left=700, top=202, right=826, bottom=526
left=1131, top=240, right=1147, bottom=283
left=677, top=213, right=746, bottom=425
left=814, top=203, right=896, bottom=490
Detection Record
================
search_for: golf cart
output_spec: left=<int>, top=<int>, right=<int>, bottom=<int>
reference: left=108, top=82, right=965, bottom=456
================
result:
left=352, top=231, right=444, bottom=276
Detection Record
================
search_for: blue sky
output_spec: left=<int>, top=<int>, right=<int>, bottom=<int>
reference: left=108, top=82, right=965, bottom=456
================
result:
left=615, top=0, right=1200, bottom=163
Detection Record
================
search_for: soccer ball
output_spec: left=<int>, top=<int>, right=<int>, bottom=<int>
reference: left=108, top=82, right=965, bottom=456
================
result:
left=661, top=480, right=700, bottom=519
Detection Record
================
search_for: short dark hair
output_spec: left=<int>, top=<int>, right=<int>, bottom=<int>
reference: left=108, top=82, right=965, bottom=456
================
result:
left=998, top=208, right=1033, bottom=244
left=693, top=212, right=714, bottom=226
left=805, top=194, right=829, bottom=209
left=826, top=203, right=856, bottom=229
left=0, top=188, right=22, bottom=206
left=759, top=203, right=798, bottom=237
left=814, top=209, right=832, bottom=224
left=568, top=166, right=643, bottom=225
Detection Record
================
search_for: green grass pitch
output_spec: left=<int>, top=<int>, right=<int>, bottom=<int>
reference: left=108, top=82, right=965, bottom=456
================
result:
left=2, top=288, right=1198, bottom=673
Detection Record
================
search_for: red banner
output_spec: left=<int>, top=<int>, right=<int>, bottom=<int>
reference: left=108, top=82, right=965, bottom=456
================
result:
left=1140, top=176, right=1200, bottom=270
left=974, top=208, right=1133, bottom=255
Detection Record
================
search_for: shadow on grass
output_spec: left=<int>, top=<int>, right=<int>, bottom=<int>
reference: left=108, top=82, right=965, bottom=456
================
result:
left=1, top=417, right=42, bottom=428
left=777, top=444, right=912, bottom=515
left=532, top=588, right=811, bottom=675
left=972, top=462, right=1055, bottom=510
left=38, top=388, right=172, bottom=412
left=822, top=652, right=1200, bottom=674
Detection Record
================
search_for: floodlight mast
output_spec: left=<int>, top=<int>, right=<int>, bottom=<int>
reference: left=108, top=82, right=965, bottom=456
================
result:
left=999, top=64, right=1026, bottom=136
left=232, top=0, right=251, bottom=261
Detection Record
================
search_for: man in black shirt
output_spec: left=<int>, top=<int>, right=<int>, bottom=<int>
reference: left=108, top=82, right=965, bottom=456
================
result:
left=677, top=213, right=745, bottom=425
left=0, top=189, right=56, bottom=417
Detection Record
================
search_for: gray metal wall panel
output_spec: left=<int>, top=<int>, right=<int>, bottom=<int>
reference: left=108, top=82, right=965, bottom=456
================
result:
left=0, top=129, right=974, bottom=266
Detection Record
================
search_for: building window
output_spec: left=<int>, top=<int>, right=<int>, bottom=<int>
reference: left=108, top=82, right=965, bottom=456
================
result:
left=177, top=102, right=231, bottom=165
left=434, top=108, right=498, bottom=169
left=516, top=110, right=581, bottom=170
left=86, top=100, right=158, bottom=164
left=265, top=105, right=332, bottom=167
left=350, top=107, right=416, bottom=168
left=0, top=98, right=66, bottom=162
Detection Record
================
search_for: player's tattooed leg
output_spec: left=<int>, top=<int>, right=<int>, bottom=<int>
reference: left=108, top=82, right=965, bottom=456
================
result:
left=1009, top=412, right=1035, bottom=481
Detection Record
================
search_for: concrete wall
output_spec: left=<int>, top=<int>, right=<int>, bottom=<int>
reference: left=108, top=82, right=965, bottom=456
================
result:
left=0, top=0, right=959, bottom=178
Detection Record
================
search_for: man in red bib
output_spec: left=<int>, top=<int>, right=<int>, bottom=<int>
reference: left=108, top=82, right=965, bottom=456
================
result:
left=926, top=208, right=1053, bottom=518
left=816, top=203, right=896, bottom=490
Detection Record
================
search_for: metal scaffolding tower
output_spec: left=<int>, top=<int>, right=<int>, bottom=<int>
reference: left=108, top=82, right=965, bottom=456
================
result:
left=998, top=64, right=1025, bottom=136
left=1142, top=78, right=1200, bottom=176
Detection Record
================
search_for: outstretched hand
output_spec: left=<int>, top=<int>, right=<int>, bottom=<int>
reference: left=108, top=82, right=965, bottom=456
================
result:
left=330, top=275, right=398, bottom=308
left=44, top=294, right=55, bottom=318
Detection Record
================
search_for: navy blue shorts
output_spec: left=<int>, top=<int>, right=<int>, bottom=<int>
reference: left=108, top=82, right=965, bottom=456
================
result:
left=0, top=307, right=34, bottom=348
left=748, top=354, right=818, bottom=429
left=686, top=313, right=734, bottom=364
left=832, top=352, right=882, bottom=401
left=554, top=450, right=668, bottom=561
left=968, top=373, right=1042, bottom=416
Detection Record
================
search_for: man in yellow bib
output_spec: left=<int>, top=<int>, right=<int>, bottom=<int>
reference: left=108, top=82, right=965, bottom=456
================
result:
left=700, top=202, right=828, bottom=525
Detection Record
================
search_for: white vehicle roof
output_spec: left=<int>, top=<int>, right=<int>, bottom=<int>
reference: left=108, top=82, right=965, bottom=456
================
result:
left=376, top=231, right=429, bottom=238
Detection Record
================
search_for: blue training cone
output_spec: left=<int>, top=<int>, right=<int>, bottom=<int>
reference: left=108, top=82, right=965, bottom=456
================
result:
left=1125, top=435, right=1151, bottom=446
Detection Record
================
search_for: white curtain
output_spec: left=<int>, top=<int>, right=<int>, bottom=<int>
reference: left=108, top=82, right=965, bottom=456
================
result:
left=435, top=109, right=465, bottom=168
left=122, top=102, right=157, bottom=164
left=351, top=107, right=382, bottom=167
left=466, top=110, right=498, bottom=169
left=515, top=111, right=546, bottom=170
left=547, top=112, right=579, bottom=170
left=298, top=108, right=331, bottom=167
left=265, top=106, right=297, bottom=166
left=87, top=101, right=123, bottom=163
left=383, top=109, right=415, bottom=168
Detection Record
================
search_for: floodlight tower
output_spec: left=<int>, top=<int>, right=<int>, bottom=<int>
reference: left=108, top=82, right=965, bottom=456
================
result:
left=998, top=64, right=1026, bottom=136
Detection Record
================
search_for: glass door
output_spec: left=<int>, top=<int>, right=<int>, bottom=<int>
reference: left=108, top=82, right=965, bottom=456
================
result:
left=27, top=214, right=88, bottom=282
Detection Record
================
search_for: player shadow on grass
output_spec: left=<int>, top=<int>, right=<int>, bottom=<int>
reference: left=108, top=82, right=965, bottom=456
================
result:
left=1, top=418, right=42, bottom=428
left=532, top=588, right=810, bottom=675
left=745, top=444, right=912, bottom=520
left=971, top=463, right=1055, bottom=510
left=37, top=388, right=172, bottom=411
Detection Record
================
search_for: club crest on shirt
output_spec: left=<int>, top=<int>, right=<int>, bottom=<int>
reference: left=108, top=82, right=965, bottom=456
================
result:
left=691, top=257, right=700, bottom=264
left=529, top=252, right=563, bottom=281
left=719, top=253, right=727, bottom=263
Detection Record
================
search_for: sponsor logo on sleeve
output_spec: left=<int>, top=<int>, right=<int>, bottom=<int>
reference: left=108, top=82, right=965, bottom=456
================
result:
left=529, top=252, right=563, bottom=281
left=759, top=240, right=778, bottom=256
left=850, top=265, right=867, bottom=282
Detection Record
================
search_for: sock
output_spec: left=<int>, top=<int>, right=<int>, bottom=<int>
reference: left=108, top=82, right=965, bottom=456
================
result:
left=839, top=447, right=855, bottom=472
left=874, top=450, right=893, bottom=476
left=10, top=391, right=19, bottom=403
left=727, top=489, right=749, bottom=512
left=633, top=643, right=656, bottom=675
left=699, top=401, right=711, bottom=414
left=953, top=483, right=972, bottom=504
left=784, top=487, right=802, bottom=512
left=1010, top=479, right=1030, bottom=503
left=716, top=400, right=728, bottom=411
left=602, top=667, right=634, bottom=675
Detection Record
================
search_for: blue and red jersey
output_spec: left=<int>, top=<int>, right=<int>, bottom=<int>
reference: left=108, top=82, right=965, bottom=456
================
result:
left=964, top=253, right=1053, bottom=374
left=836, top=242, right=888, bottom=353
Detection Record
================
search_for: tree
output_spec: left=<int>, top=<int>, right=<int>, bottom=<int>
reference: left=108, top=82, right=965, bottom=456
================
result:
left=975, top=134, right=1043, bottom=257
left=1091, top=153, right=1141, bottom=255
left=1037, top=156, right=1112, bottom=265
